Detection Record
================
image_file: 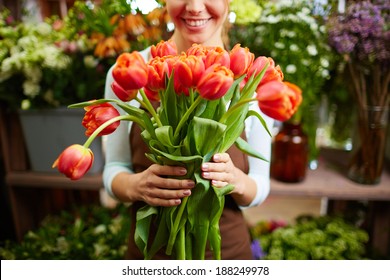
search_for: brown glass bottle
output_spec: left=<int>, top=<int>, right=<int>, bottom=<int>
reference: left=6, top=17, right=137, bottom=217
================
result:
left=271, top=122, right=308, bottom=183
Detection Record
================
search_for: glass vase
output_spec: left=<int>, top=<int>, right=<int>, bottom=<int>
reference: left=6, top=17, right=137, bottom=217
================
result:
left=271, top=122, right=309, bottom=183
left=347, top=106, right=389, bottom=185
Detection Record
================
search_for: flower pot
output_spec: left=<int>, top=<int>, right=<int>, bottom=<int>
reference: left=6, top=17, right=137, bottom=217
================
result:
left=347, top=106, right=389, bottom=185
left=18, top=107, right=104, bottom=173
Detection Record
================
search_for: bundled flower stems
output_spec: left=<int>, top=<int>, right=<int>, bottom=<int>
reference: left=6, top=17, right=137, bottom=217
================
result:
left=53, top=40, right=302, bottom=259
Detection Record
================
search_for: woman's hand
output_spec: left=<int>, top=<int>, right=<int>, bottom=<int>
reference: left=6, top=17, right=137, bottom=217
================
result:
left=133, top=164, right=195, bottom=207
left=201, top=153, right=257, bottom=206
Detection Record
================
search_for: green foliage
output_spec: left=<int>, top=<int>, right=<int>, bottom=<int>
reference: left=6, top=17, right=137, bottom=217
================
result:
left=0, top=204, right=131, bottom=260
left=254, top=215, right=369, bottom=260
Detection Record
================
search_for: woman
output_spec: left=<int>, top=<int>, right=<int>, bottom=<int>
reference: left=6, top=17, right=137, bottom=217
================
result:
left=103, top=0, right=274, bottom=259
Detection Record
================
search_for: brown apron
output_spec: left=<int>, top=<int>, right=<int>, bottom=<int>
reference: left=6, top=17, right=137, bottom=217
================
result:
left=125, top=120, right=253, bottom=260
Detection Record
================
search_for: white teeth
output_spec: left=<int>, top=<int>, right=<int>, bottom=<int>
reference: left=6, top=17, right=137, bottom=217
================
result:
left=185, top=19, right=209, bottom=27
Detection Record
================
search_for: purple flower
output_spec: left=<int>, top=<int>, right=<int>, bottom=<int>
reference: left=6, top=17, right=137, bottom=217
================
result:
left=251, top=239, right=266, bottom=260
left=327, top=0, right=389, bottom=65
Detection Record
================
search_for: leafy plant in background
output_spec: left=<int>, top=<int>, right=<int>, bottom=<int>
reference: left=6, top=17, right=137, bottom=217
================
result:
left=0, top=204, right=131, bottom=260
left=0, top=0, right=170, bottom=110
left=230, top=0, right=337, bottom=163
left=252, top=215, right=369, bottom=260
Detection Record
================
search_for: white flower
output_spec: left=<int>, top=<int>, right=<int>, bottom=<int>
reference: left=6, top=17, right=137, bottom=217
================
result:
left=285, top=64, right=297, bottom=74
left=307, top=45, right=318, bottom=56
left=36, top=22, right=52, bottom=36
left=93, top=224, right=107, bottom=235
left=274, top=42, right=285, bottom=49
left=23, top=65, right=42, bottom=83
left=84, top=55, right=98, bottom=68
left=23, top=79, right=40, bottom=97
left=289, top=44, right=299, bottom=52
left=320, top=58, right=330, bottom=68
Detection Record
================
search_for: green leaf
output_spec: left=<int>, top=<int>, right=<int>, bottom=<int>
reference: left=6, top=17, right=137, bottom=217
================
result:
left=247, top=109, right=272, bottom=137
left=155, top=125, right=180, bottom=148
left=235, top=137, right=268, bottom=161
left=190, top=116, right=226, bottom=155
left=134, top=205, right=158, bottom=257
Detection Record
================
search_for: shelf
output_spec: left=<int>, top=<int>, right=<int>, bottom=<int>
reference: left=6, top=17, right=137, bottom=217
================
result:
left=270, top=156, right=390, bottom=201
left=6, top=172, right=103, bottom=190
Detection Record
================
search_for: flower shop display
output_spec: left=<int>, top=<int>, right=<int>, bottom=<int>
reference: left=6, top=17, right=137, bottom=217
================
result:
left=0, top=1, right=169, bottom=172
left=251, top=215, right=369, bottom=260
left=53, top=40, right=302, bottom=260
left=327, top=0, right=390, bottom=185
left=0, top=203, right=131, bottom=260
left=230, top=0, right=335, bottom=168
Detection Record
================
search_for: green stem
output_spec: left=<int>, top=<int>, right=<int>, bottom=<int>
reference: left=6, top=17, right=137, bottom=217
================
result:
left=138, top=88, right=163, bottom=127
left=173, top=95, right=203, bottom=142
left=166, top=196, right=189, bottom=255
left=219, top=98, right=257, bottom=124
left=83, top=115, right=141, bottom=148
left=177, top=226, right=186, bottom=260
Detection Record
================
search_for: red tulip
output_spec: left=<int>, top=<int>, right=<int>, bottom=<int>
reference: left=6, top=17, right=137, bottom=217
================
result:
left=256, top=80, right=302, bottom=121
left=112, top=51, right=148, bottom=95
left=229, top=44, right=254, bottom=78
left=151, top=39, right=178, bottom=58
left=82, top=103, right=120, bottom=136
left=144, top=87, right=160, bottom=101
left=197, top=65, right=234, bottom=100
left=174, top=54, right=205, bottom=89
left=111, top=80, right=138, bottom=102
left=52, top=144, right=94, bottom=180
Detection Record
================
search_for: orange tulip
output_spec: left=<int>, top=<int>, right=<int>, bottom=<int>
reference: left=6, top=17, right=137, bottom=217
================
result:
left=256, top=81, right=302, bottom=121
left=151, top=39, right=177, bottom=58
left=186, top=43, right=208, bottom=58
left=248, top=56, right=284, bottom=87
left=174, top=54, right=205, bottom=89
left=146, top=56, right=170, bottom=92
left=52, top=144, right=94, bottom=180
left=197, top=65, right=234, bottom=100
left=112, top=52, right=148, bottom=93
left=203, top=46, right=230, bottom=69
left=82, top=103, right=120, bottom=136
left=229, top=44, right=254, bottom=78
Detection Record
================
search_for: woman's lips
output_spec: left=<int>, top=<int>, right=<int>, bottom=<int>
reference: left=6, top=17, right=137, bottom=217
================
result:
left=182, top=18, right=210, bottom=28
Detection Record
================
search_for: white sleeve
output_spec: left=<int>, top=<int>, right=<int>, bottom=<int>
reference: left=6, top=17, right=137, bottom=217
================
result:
left=102, top=66, right=134, bottom=198
left=241, top=102, right=274, bottom=208
left=102, top=48, right=151, bottom=198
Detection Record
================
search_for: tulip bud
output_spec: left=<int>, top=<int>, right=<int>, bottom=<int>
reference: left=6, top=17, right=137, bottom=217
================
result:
left=248, top=57, right=284, bottom=87
left=174, top=54, right=205, bottom=88
left=111, top=80, right=138, bottom=102
left=82, top=103, right=121, bottom=136
left=52, top=144, right=94, bottom=180
left=112, top=51, right=148, bottom=92
left=146, top=56, right=170, bottom=92
left=203, top=46, right=230, bottom=69
left=151, top=39, right=178, bottom=58
left=256, top=80, right=302, bottom=121
left=197, top=65, right=234, bottom=100
left=229, top=44, right=254, bottom=78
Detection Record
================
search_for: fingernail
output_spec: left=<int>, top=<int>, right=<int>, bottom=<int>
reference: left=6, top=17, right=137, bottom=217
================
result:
left=202, top=163, right=208, bottom=170
left=213, top=154, right=220, bottom=161
left=187, top=181, right=195, bottom=187
left=203, top=172, right=210, bottom=178
left=183, top=190, right=191, bottom=196
left=178, top=168, right=187, bottom=175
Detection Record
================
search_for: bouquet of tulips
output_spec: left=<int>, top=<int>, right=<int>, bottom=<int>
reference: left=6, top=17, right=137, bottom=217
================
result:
left=53, top=40, right=302, bottom=260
